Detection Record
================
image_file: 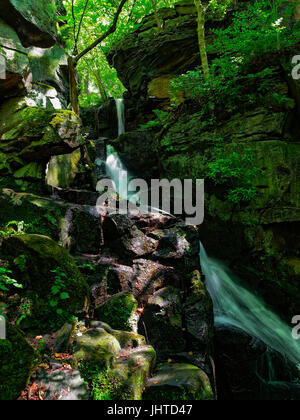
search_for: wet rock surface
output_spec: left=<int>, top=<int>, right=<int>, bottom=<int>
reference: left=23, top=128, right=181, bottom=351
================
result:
left=215, top=323, right=300, bottom=401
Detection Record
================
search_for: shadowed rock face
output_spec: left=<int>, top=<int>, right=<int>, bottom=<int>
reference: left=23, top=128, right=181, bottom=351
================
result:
left=0, top=0, right=58, bottom=48
left=215, top=323, right=300, bottom=401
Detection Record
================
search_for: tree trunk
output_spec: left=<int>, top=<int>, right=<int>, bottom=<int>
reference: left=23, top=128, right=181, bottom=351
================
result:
left=93, top=67, right=108, bottom=102
left=194, top=0, right=210, bottom=80
left=68, top=56, right=79, bottom=115
left=151, top=0, right=163, bottom=32
left=294, top=0, right=300, bottom=21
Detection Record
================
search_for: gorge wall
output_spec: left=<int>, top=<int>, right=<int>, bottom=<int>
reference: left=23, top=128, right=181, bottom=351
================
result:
left=108, top=0, right=300, bottom=319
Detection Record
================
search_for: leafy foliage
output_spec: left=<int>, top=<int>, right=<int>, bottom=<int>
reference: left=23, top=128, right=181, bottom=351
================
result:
left=206, top=139, right=262, bottom=203
left=171, top=0, right=300, bottom=109
left=61, top=0, right=178, bottom=105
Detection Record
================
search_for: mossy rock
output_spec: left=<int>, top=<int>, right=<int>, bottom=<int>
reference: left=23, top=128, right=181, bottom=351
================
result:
left=0, top=234, right=90, bottom=326
left=0, top=324, right=40, bottom=400
left=113, top=345, right=157, bottom=400
left=90, top=321, right=146, bottom=349
left=73, top=328, right=121, bottom=369
left=0, top=98, right=83, bottom=180
left=95, top=292, right=138, bottom=333
left=143, top=363, right=214, bottom=400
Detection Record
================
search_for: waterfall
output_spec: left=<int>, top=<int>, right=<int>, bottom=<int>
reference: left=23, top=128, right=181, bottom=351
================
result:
left=104, top=99, right=172, bottom=216
left=200, top=243, right=300, bottom=368
left=105, top=144, right=134, bottom=202
left=115, top=98, right=125, bottom=136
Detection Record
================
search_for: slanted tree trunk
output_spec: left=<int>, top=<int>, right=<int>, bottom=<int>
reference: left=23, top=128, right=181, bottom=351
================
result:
left=68, top=56, right=79, bottom=115
left=194, top=0, right=210, bottom=80
left=151, top=0, right=163, bottom=32
left=294, top=0, right=300, bottom=21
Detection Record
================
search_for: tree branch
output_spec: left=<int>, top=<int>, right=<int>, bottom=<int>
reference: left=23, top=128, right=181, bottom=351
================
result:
left=72, top=0, right=77, bottom=45
left=74, top=0, right=90, bottom=51
left=75, top=0, right=128, bottom=63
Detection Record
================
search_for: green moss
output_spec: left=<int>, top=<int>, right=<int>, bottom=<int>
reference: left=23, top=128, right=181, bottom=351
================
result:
left=143, top=363, right=214, bottom=401
left=95, top=292, right=138, bottom=332
left=74, top=328, right=121, bottom=369
left=0, top=324, right=40, bottom=400
left=0, top=234, right=90, bottom=330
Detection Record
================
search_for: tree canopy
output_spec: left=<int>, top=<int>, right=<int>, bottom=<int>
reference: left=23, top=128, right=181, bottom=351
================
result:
left=61, top=0, right=178, bottom=107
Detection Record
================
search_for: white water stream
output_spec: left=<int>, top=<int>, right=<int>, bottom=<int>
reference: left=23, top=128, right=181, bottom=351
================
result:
left=200, top=243, right=300, bottom=368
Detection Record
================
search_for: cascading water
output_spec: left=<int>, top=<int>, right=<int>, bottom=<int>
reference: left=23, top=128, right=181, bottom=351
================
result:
left=105, top=99, right=173, bottom=216
left=115, top=98, right=125, bottom=136
left=200, top=243, right=300, bottom=369
left=105, top=98, right=135, bottom=201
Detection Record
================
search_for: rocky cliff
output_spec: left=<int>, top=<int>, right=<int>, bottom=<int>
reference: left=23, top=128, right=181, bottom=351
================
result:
left=0, top=0, right=86, bottom=189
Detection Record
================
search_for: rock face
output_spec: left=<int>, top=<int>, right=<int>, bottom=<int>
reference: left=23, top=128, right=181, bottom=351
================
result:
left=0, top=0, right=58, bottom=48
left=0, top=1, right=83, bottom=184
left=215, top=323, right=300, bottom=401
left=108, top=2, right=300, bottom=317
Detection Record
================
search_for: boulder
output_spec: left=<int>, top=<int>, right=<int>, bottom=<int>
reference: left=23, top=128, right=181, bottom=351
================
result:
left=90, top=321, right=146, bottom=349
left=0, top=324, right=40, bottom=400
left=143, top=363, right=214, bottom=400
left=54, top=321, right=77, bottom=353
left=183, top=270, right=214, bottom=358
left=103, top=214, right=159, bottom=258
left=94, top=292, right=138, bottom=333
left=46, top=149, right=82, bottom=188
left=0, top=234, right=90, bottom=324
left=0, top=189, right=101, bottom=255
left=139, top=286, right=186, bottom=359
left=113, top=345, right=156, bottom=400
left=73, top=327, right=121, bottom=369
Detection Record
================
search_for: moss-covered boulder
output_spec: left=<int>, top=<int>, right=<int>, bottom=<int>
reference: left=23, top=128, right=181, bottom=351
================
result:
left=95, top=292, right=138, bottom=333
left=143, top=363, right=214, bottom=400
left=0, top=98, right=83, bottom=179
left=0, top=324, right=40, bottom=400
left=0, top=234, right=90, bottom=325
left=183, top=270, right=214, bottom=356
left=90, top=321, right=146, bottom=349
left=73, top=328, right=121, bottom=369
left=113, top=345, right=157, bottom=400
left=0, top=188, right=102, bottom=254
left=46, top=149, right=82, bottom=188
